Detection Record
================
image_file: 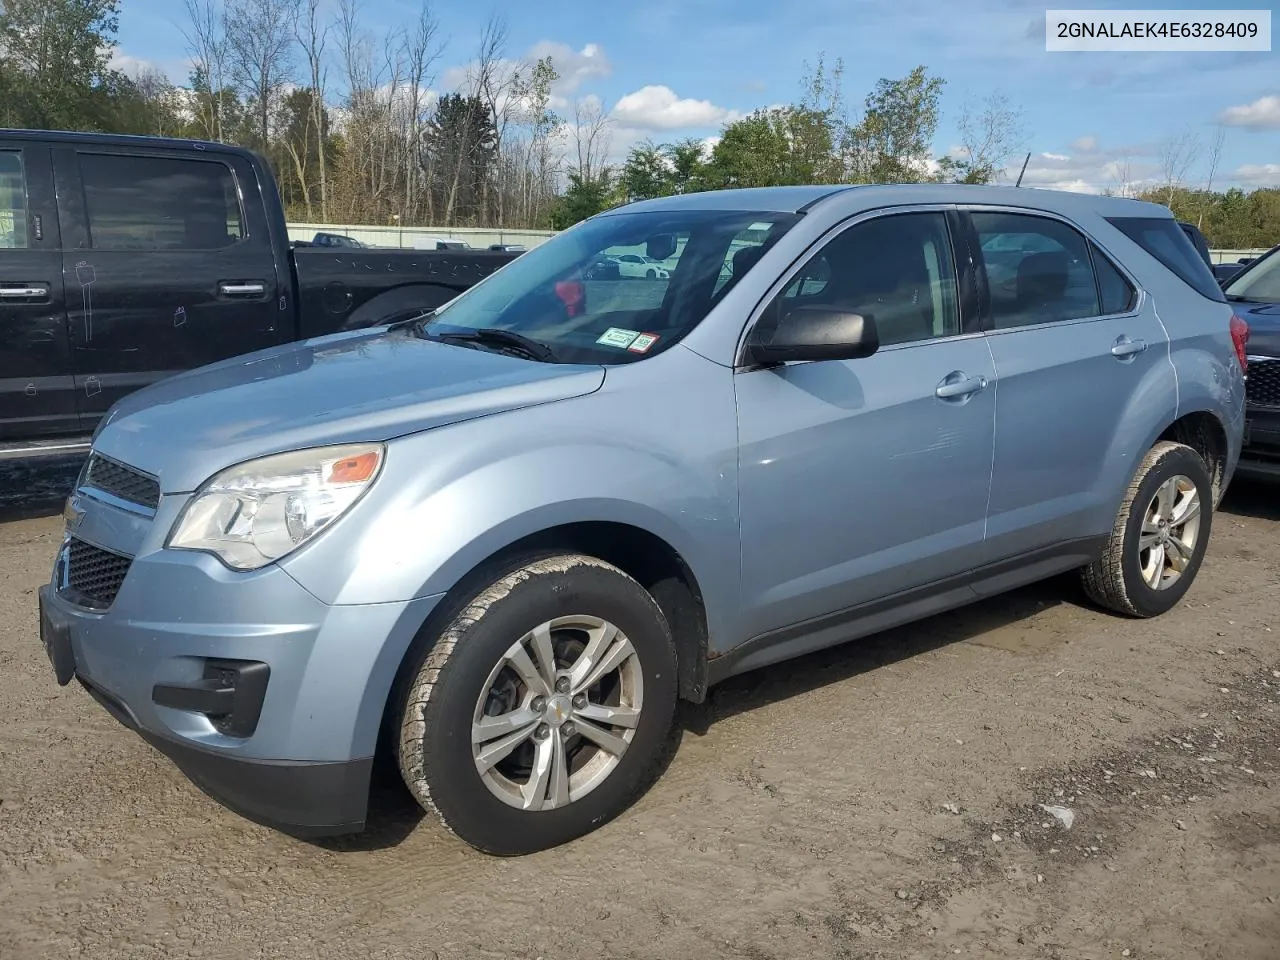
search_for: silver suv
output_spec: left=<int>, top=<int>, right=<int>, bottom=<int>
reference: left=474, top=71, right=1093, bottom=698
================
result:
left=40, top=184, right=1247, bottom=855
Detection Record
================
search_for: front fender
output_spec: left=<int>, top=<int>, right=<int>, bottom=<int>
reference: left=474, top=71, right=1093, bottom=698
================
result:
left=279, top=353, right=741, bottom=645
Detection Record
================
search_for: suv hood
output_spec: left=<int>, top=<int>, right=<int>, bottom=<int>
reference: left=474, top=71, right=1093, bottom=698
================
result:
left=1233, top=299, right=1280, bottom=357
left=93, top=328, right=605, bottom=493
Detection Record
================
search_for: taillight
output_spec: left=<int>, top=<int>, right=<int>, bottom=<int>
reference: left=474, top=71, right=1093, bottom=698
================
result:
left=1230, top=314, right=1249, bottom=373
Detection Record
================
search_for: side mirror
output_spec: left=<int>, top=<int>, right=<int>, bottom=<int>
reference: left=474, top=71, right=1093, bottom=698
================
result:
left=744, top=306, right=879, bottom=366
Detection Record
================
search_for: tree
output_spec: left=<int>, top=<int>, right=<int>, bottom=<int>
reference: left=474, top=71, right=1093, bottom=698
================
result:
left=568, top=96, right=612, bottom=185
left=0, top=0, right=122, bottom=130
left=620, top=140, right=673, bottom=201
left=425, top=93, right=498, bottom=224
left=937, top=93, right=1026, bottom=184
left=295, top=0, right=330, bottom=219
left=1158, top=128, right=1202, bottom=206
left=182, top=0, right=233, bottom=141
left=225, top=0, right=300, bottom=149
left=549, top=171, right=613, bottom=229
left=847, top=66, right=945, bottom=183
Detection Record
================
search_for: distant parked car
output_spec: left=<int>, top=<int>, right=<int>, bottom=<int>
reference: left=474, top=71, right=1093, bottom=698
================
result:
left=611, top=253, right=669, bottom=279
left=489, top=243, right=527, bottom=252
left=312, top=232, right=369, bottom=249
left=41, top=183, right=1245, bottom=857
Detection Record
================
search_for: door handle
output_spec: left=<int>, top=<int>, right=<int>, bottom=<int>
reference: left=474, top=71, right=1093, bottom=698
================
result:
left=0, top=284, right=49, bottom=299
left=219, top=281, right=266, bottom=297
left=1111, top=336, right=1147, bottom=358
left=935, top=372, right=988, bottom=400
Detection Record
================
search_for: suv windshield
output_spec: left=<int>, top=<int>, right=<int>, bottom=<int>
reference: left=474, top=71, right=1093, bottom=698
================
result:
left=1224, top=247, right=1280, bottom=304
left=419, top=208, right=800, bottom=363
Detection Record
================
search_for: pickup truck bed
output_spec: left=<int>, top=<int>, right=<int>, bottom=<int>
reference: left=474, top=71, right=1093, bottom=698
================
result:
left=0, top=129, right=518, bottom=456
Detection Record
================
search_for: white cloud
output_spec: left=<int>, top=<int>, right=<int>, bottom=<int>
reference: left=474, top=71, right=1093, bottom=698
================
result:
left=526, top=41, right=611, bottom=95
left=1071, top=135, right=1098, bottom=152
left=610, top=85, right=741, bottom=131
left=1220, top=95, right=1280, bottom=130
left=1234, top=163, right=1280, bottom=186
left=442, top=41, right=611, bottom=105
left=110, top=51, right=158, bottom=78
left=1005, top=147, right=1161, bottom=195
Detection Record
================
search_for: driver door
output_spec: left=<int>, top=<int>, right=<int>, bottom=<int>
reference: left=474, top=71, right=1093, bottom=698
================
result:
left=734, top=208, right=997, bottom=642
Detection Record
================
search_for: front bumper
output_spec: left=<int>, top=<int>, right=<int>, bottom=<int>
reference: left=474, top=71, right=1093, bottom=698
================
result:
left=39, top=536, right=440, bottom=836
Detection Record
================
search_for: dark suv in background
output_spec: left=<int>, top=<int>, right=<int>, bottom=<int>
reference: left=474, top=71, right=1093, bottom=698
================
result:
left=1223, top=245, right=1280, bottom=477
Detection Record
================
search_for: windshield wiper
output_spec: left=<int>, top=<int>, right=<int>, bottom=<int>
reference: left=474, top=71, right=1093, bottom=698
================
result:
left=429, top=328, right=558, bottom=362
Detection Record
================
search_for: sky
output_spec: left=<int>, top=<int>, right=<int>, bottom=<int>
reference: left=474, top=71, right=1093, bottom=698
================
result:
left=115, top=0, right=1280, bottom=193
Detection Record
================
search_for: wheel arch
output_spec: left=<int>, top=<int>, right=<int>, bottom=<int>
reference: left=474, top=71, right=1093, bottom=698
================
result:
left=375, top=518, right=714, bottom=770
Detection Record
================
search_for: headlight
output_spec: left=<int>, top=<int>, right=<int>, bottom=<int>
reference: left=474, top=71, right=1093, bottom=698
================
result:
left=167, top=443, right=384, bottom=570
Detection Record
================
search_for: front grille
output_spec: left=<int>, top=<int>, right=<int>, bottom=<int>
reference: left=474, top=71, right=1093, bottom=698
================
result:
left=82, top=455, right=160, bottom=512
left=59, top=537, right=133, bottom=609
left=1246, top=358, right=1280, bottom=408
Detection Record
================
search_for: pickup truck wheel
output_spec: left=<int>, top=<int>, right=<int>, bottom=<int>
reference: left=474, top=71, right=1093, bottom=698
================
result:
left=398, top=554, right=677, bottom=855
left=1081, top=441, right=1212, bottom=618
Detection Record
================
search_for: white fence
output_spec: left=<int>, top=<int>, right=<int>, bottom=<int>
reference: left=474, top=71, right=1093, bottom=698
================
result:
left=287, top=222, right=556, bottom=250
left=287, top=222, right=1270, bottom=264
left=1210, top=248, right=1268, bottom=264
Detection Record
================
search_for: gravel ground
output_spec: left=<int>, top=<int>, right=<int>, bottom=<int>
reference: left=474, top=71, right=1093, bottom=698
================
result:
left=1, top=461, right=1277, bottom=960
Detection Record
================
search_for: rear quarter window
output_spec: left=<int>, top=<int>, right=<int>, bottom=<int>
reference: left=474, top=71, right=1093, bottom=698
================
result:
left=1106, top=216, right=1225, bottom=303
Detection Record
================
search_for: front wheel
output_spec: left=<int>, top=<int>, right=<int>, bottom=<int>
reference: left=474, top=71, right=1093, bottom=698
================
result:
left=398, top=554, right=677, bottom=855
left=1081, top=441, right=1213, bottom=618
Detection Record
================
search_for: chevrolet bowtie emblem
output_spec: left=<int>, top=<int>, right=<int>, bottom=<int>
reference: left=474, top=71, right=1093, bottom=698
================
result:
left=63, top=496, right=86, bottom=529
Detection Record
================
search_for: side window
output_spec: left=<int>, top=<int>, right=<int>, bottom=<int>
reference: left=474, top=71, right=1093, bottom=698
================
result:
left=1105, top=216, right=1225, bottom=302
left=1093, top=245, right=1137, bottom=314
left=0, top=151, right=28, bottom=249
left=767, top=211, right=960, bottom=347
left=972, top=212, right=1101, bottom=329
left=80, top=154, right=245, bottom=251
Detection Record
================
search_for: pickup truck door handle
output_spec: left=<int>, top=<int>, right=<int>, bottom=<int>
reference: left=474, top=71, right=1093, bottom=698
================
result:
left=1111, top=336, right=1147, bottom=359
left=0, top=283, right=50, bottom=300
left=935, top=372, right=988, bottom=400
left=218, top=281, right=267, bottom=298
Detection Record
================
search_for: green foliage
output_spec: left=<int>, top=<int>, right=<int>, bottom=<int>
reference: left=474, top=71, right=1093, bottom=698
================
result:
left=1137, top=186, right=1280, bottom=249
left=549, top=171, right=614, bottom=229
left=0, top=0, right=128, bottom=130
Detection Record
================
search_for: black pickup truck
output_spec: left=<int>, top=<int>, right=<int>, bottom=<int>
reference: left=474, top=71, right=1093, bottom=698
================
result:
left=0, top=130, right=520, bottom=458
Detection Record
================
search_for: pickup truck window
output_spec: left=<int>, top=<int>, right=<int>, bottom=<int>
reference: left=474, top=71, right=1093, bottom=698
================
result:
left=80, top=154, right=245, bottom=251
left=423, top=209, right=800, bottom=364
left=0, top=151, right=28, bottom=249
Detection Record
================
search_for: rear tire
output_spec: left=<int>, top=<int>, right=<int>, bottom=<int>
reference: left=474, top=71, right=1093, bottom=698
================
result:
left=1081, top=441, right=1213, bottom=618
left=397, top=554, right=677, bottom=855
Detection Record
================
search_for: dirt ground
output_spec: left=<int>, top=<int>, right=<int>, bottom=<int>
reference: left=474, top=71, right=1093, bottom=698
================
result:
left=1, top=461, right=1278, bottom=960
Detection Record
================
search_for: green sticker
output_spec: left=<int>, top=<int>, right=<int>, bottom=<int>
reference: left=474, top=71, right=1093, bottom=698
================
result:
left=596, top=327, right=640, bottom=348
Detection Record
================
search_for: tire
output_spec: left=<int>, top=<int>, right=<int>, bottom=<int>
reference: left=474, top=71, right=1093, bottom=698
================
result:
left=397, top=554, right=678, bottom=855
left=1081, top=441, right=1213, bottom=618
left=645, top=269, right=656, bottom=279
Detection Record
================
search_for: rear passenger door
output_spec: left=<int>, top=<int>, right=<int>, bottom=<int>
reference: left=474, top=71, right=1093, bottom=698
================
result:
left=964, top=208, right=1171, bottom=565
left=0, top=141, right=78, bottom=441
left=52, top=147, right=284, bottom=425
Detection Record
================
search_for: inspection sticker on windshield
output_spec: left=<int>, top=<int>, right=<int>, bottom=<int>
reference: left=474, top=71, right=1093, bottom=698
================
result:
left=596, top=327, right=640, bottom=348
left=627, top=333, right=660, bottom=354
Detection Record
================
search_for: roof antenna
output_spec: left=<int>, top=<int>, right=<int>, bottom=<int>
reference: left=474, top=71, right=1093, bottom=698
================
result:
left=1014, top=152, right=1031, bottom=188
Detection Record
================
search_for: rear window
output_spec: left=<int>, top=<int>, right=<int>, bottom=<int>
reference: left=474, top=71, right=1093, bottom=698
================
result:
left=1106, top=216, right=1225, bottom=302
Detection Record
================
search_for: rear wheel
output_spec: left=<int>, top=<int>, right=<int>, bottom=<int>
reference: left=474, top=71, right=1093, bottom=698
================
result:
left=1081, top=441, right=1212, bottom=618
left=397, top=554, right=677, bottom=855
